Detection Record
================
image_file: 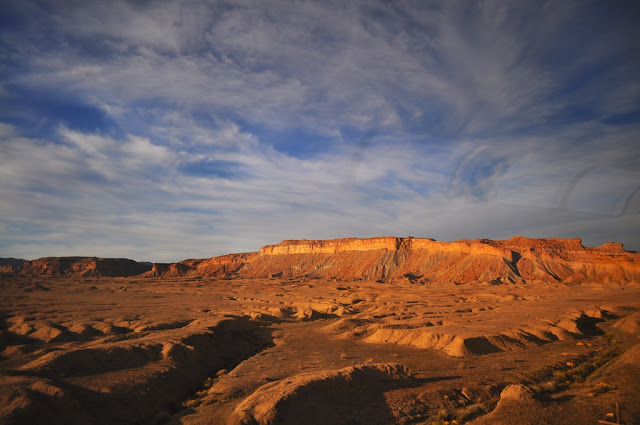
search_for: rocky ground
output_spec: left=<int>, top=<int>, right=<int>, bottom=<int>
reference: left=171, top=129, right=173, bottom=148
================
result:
left=1, top=275, right=639, bottom=425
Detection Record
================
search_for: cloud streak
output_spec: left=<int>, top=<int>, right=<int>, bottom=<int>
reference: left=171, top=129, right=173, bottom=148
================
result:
left=0, top=0, right=639, bottom=260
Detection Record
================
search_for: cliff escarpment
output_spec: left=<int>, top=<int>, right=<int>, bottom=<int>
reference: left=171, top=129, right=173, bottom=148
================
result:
left=148, top=236, right=640, bottom=285
left=5, top=237, right=638, bottom=284
left=1, top=257, right=152, bottom=277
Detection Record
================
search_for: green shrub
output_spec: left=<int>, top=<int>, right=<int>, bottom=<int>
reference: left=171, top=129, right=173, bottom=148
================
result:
left=591, top=382, right=610, bottom=394
left=538, top=380, right=557, bottom=393
left=435, top=408, right=452, bottom=421
left=456, top=403, right=488, bottom=422
left=182, top=398, right=200, bottom=408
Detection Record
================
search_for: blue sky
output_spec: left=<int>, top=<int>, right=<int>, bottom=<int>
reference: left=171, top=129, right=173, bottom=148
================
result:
left=1, top=0, right=639, bottom=262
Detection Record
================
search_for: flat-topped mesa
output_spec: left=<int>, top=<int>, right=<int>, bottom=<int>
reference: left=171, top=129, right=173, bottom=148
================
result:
left=260, top=237, right=406, bottom=255
left=409, top=238, right=515, bottom=259
left=247, top=236, right=639, bottom=284
left=8, top=237, right=639, bottom=284
left=259, top=236, right=512, bottom=257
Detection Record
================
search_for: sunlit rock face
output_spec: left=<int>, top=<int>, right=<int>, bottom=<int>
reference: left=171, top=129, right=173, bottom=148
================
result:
left=4, top=236, right=638, bottom=284
left=138, top=236, right=640, bottom=285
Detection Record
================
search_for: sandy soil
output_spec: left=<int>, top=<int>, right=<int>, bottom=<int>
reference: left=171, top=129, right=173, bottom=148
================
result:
left=1, top=275, right=639, bottom=424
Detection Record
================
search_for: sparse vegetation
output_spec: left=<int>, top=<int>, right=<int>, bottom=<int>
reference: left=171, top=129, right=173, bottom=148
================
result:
left=590, top=382, right=611, bottom=394
left=532, top=380, right=558, bottom=394
left=604, top=332, right=625, bottom=356
left=182, top=397, right=202, bottom=409
left=547, top=332, right=623, bottom=391
left=181, top=372, right=225, bottom=408
left=431, top=419, right=459, bottom=425
left=455, top=403, right=489, bottom=422
left=430, top=402, right=492, bottom=424
left=435, top=407, right=452, bottom=422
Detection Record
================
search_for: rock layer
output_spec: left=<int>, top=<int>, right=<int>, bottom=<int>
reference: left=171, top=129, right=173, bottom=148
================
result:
left=1, top=257, right=152, bottom=277
left=4, top=236, right=639, bottom=284
left=149, top=236, right=640, bottom=285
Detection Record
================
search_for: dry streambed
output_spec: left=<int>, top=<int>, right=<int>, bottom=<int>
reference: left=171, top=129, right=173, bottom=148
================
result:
left=1, top=276, right=639, bottom=425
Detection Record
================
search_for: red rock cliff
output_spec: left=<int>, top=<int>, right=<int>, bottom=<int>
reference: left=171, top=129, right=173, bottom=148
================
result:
left=13, top=257, right=152, bottom=277
left=149, top=236, right=640, bottom=285
left=9, top=237, right=638, bottom=284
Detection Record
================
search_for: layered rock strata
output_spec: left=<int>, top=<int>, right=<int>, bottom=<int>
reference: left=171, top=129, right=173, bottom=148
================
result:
left=1, top=257, right=152, bottom=277
left=4, top=236, right=638, bottom=284
left=148, top=236, right=640, bottom=285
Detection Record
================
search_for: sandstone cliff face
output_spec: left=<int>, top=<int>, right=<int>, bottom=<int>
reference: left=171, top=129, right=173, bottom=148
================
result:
left=9, top=237, right=639, bottom=284
left=9, top=257, right=152, bottom=277
left=150, top=236, right=640, bottom=285
left=259, top=237, right=403, bottom=255
left=143, top=253, right=257, bottom=278
left=0, top=258, right=25, bottom=274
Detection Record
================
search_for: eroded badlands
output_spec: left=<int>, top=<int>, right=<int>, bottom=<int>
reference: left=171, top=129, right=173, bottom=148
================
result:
left=1, top=237, right=639, bottom=425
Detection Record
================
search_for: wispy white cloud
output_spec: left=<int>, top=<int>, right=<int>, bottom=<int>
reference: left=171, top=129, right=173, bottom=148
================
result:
left=1, top=122, right=455, bottom=260
left=0, top=1, right=638, bottom=259
left=1, top=119, right=639, bottom=261
left=4, top=0, right=636, bottom=141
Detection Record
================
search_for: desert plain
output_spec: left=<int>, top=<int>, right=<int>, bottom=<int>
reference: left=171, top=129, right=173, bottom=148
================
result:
left=1, top=236, right=640, bottom=425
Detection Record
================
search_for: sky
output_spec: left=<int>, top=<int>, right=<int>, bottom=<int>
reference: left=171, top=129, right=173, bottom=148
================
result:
left=1, top=0, right=639, bottom=262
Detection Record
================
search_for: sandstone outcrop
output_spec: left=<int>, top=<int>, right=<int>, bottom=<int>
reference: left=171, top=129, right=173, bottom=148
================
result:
left=0, top=258, right=25, bottom=274
left=6, top=236, right=639, bottom=284
left=2, top=257, right=152, bottom=277
left=149, top=236, right=640, bottom=285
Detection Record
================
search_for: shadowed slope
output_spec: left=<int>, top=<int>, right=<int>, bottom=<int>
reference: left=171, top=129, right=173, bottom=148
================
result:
left=1, top=257, right=152, bottom=277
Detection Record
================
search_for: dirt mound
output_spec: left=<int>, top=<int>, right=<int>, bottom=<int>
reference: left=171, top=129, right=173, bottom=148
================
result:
left=498, top=384, right=536, bottom=403
left=613, top=312, right=640, bottom=337
left=358, top=309, right=606, bottom=357
left=2, top=314, right=267, bottom=425
left=444, top=335, right=502, bottom=357
left=21, top=343, right=164, bottom=376
left=7, top=317, right=77, bottom=343
left=230, top=363, right=412, bottom=425
left=0, top=376, right=83, bottom=425
left=24, top=283, right=51, bottom=292
left=470, top=385, right=539, bottom=425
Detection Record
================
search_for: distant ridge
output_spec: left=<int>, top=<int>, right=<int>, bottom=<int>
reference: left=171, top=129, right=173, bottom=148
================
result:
left=0, top=257, right=26, bottom=274
left=146, top=236, right=640, bottom=285
left=4, top=236, right=639, bottom=285
left=0, top=257, right=152, bottom=277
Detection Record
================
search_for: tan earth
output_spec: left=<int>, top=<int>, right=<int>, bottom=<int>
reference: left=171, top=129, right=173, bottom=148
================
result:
left=1, top=236, right=639, bottom=425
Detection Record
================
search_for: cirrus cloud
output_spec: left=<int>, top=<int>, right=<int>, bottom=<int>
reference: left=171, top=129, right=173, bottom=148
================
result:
left=0, top=0, right=638, bottom=260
